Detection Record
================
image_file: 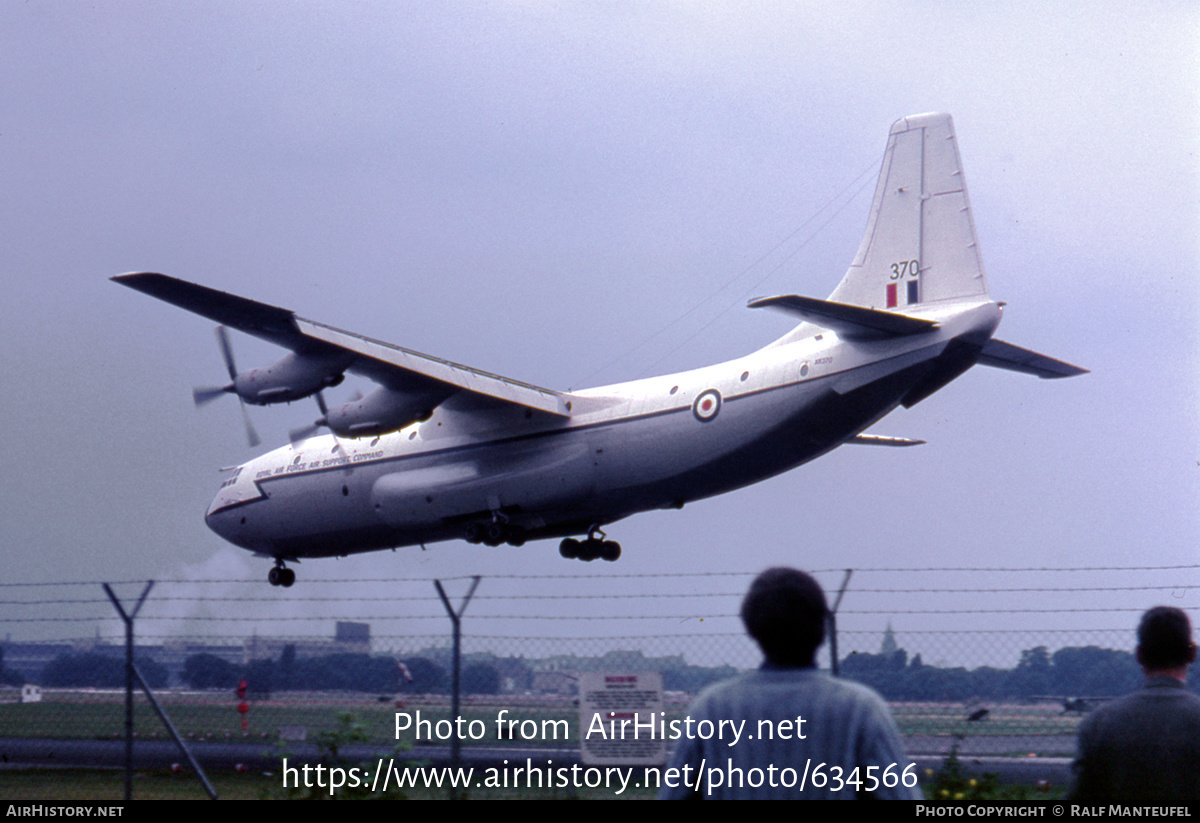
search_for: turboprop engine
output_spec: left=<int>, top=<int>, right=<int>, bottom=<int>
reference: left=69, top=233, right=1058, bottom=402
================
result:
left=322, top=385, right=450, bottom=437
left=192, top=326, right=353, bottom=445
left=192, top=326, right=351, bottom=407
left=292, top=385, right=453, bottom=441
left=229, top=351, right=349, bottom=405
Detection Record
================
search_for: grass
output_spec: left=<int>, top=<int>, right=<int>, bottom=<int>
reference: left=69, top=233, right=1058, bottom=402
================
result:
left=1, top=691, right=1083, bottom=745
left=0, top=767, right=659, bottom=800
left=0, top=690, right=1079, bottom=799
left=0, top=767, right=265, bottom=801
left=0, top=691, right=584, bottom=747
left=891, top=702, right=1082, bottom=738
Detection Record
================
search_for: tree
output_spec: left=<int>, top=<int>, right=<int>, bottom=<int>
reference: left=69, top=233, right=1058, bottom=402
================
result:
left=243, top=658, right=276, bottom=696
left=462, top=664, right=500, bottom=695
left=182, top=653, right=238, bottom=690
left=1050, top=646, right=1140, bottom=696
left=663, top=664, right=738, bottom=694
left=290, top=654, right=402, bottom=692
left=41, top=652, right=167, bottom=688
left=279, top=644, right=297, bottom=690
left=1006, top=646, right=1053, bottom=698
left=0, top=647, right=24, bottom=686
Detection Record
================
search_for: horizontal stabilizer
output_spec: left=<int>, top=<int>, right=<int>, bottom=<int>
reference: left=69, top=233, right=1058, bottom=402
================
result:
left=977, top=339, right=1088, bottom=379
left=850, top=434, right=926, bottom=447
left=748, top=294, right=939, bottom=339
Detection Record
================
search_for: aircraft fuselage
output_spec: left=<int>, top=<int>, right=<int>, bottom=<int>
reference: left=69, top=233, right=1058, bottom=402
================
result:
left=117, top=114, right=1086, bottom=583
left=205, top=299, right=1001, bottom=559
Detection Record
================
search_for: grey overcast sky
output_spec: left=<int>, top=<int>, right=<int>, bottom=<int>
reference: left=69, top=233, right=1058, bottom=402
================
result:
left=2, top=2, right=1197, bottom=650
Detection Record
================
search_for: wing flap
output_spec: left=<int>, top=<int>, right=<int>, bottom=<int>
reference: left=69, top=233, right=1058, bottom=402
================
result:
left=294, top=318, right=571, bottom=416
left=977, top=338, right=1089, bottom=379
left=748, top=294, right=939, bottom=338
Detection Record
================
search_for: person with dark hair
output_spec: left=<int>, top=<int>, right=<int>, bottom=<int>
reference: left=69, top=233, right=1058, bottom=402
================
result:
left=1069, top=606, right=1200, bottom=801
left=659, top=567, right=918, bottom=799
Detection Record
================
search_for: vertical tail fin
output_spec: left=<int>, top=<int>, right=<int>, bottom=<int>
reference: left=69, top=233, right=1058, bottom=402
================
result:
left=830, top=113, right=989, bottom=311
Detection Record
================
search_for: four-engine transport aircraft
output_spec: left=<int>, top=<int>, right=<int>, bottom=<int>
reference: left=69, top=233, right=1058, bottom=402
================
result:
left=114, top=113, right=1086, bottom=587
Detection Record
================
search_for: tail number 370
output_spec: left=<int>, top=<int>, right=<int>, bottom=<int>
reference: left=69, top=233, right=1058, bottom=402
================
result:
left=890, top=259, right=919, bottom=279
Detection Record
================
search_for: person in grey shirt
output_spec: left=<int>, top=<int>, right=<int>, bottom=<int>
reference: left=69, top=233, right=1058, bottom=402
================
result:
left=1070, top=606, right=1200, bottom=802
left=660, top=567, right=919, bottom=799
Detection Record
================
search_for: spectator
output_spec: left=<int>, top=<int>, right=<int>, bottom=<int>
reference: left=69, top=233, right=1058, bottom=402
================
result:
left=1070, top=606, right=1200, bottom=801
left=660, top=567, right=918, bottom=799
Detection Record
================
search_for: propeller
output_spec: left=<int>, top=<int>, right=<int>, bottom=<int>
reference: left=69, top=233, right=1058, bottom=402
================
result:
left=289, top=391, right=330, bottom=445
left=194, top=326, right=260, bottom=447
left=289, top=389, right=363, bottom=446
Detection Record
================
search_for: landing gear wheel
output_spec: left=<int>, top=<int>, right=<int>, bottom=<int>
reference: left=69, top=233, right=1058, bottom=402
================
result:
left=464, top=523, right=485, bottom=544
left=560, top=533, right=621, bottom=562
left=506, top=526, right=526, bottom=547
left=268, top=564, right=296, bottom=587
left=484, top=522, right=508, bottom=546
left=601, top=541, right=621, bottom=562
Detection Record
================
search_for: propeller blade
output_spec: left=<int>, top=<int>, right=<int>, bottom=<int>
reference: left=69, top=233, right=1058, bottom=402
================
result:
left=193, top=384, right=233, bottom=408
left=239, top=400, right=261, bottom=448
left=289, top=391, right=331, bottom=446
left=215, top=326, right=238, bottom=382
left=289, top=422, right=322, bottom=445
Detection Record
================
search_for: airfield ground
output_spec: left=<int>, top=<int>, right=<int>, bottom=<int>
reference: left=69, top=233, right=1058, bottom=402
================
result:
left=0, top=689, right=1078, bottom=799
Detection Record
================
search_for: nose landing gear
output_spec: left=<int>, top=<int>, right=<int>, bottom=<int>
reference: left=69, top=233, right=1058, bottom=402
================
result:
left=268, top=560, right=296, bottom=587
left=559, top=526, right=621, bottom=562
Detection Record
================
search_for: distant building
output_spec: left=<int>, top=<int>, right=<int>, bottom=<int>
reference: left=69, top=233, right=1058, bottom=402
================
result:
left=244, top=621, right=371, bottom=662
left=881, top=623, right=898, bottom=656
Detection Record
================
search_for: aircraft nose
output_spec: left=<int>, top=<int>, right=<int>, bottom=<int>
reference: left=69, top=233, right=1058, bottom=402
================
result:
left=204, top=503, right=258, bottom=551
left=204, top=505, right=235, bottom=542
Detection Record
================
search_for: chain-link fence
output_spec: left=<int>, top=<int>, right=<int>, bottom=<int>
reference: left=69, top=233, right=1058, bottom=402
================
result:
left=3, top=566, right=1197, bottom=764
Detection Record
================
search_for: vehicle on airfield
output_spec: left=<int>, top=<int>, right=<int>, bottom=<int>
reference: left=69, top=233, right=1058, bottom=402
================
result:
left=115, top=113, right=1085, bottom=587
left=1031, top=696, right=1115, bottom=715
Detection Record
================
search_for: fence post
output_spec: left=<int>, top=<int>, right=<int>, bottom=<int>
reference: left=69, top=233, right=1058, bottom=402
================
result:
left=828, top=569, right=853, bottom=677
left=434, top=576, right=480, bottom=799
left=103, top=581, right=152, bottom=802
left=104, top=581, right=217, bottom=801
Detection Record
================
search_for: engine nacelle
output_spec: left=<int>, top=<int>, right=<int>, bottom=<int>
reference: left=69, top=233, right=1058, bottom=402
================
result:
left=234, top=352, right=350, bottom=405
left=323, top=385, right=450, bottom=437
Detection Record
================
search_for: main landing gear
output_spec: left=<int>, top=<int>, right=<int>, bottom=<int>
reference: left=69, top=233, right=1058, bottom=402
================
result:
left=463, top=519, right=527, bottom=547
left=268, top=560, right=296, bottom=587
left=559, top=527, right=621, bottom=562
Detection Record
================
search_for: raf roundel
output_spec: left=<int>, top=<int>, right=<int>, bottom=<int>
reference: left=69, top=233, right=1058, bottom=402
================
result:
left=692, top=389, right=721, bottom=422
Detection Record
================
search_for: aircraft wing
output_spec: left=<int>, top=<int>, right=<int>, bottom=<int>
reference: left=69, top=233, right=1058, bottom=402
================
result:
left=112, top=272, right=572, bottom=417
left=976, top=338, right=1089, bottom=379
left=293, top=316, right=570, bottom=414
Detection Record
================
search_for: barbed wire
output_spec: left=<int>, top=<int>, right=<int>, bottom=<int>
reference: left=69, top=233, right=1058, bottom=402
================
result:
left=4, top=582, right=1197, bottom=608
left=3, top=563, right=1198, bottom=588
left=1, top=628, right=1151, bottom=643
left=5, top=606, right=1197, bottom=625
